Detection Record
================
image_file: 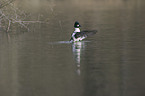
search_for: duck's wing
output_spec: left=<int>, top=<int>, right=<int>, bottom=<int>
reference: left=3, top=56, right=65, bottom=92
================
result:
left=74, top=30, right=97, bottom=38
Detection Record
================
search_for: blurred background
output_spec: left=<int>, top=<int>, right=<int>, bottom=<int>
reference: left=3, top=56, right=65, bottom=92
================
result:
left=0, top=0, right=145, bottom=96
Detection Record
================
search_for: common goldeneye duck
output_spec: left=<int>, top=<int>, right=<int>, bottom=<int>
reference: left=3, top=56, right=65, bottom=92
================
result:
left=70, top=21, right=97, bottom=42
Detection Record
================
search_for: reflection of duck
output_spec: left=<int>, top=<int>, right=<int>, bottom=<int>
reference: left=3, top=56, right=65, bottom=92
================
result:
left=70, top=21, right=97, bottom=42
left=72, top=41, right=85, bottom=75
left=72, top=42, right=82, bottom=65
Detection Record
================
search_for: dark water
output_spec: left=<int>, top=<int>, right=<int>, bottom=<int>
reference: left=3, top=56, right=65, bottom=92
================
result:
left=1, top=0, right=145, bottom=96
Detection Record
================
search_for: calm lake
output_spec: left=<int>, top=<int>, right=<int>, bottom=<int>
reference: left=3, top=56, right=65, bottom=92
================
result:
left=0, top=0, right=145, bottom=96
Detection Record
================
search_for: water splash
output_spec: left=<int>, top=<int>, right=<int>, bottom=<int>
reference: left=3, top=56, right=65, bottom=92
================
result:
left=48, top=41, right=72, bottom=45
left=57, top=41, right=72, bottom=44
left=48, top=40, right=90, bottom=45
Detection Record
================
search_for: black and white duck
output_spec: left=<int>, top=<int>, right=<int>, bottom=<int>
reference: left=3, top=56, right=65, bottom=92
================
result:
left=70, top=21, right=97, bottom=42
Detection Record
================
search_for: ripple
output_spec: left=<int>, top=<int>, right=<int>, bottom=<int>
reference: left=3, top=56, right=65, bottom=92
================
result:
left=48, top=40, right=91, bottom=45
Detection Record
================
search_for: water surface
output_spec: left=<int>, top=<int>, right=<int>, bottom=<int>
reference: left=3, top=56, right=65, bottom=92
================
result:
left=0, top=0, right=145, bottom=96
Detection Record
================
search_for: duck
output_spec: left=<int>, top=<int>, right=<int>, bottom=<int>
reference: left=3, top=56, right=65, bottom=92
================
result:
left=70, top=21, right=97, bottom=42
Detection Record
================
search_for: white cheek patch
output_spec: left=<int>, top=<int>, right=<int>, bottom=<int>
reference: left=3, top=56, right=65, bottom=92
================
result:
left=77, top=25, right=79, bottom=27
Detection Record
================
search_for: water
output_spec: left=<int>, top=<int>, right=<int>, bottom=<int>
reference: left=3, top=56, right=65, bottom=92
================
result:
left=0, top=0, right=145, bottom=96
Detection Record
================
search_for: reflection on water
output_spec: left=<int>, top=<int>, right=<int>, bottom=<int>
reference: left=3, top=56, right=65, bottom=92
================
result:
left=72, top=41, right=84, bottom=75
left=48, top=41, right=85, bottom=75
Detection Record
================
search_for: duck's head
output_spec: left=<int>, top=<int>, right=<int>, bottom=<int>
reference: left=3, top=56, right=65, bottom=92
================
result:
left=74, top=21, right=81, bottom=28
